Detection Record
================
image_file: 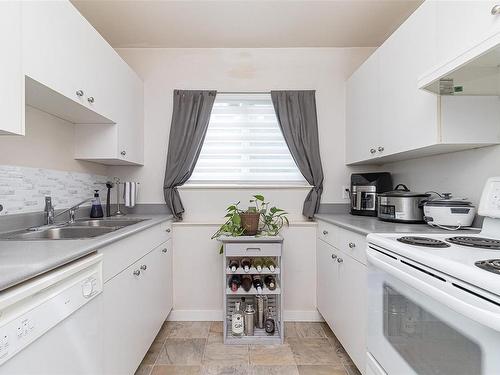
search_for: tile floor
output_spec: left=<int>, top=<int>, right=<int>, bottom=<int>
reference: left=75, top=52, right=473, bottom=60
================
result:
left=135, top=321, right=362, bottom=375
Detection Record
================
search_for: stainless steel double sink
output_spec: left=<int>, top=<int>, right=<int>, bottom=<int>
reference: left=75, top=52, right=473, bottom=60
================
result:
left=0, top=218, right=148, bottom=240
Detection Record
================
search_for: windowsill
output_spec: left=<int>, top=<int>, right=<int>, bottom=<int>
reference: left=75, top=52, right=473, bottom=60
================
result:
left=179, top=183, right=312, bottom=190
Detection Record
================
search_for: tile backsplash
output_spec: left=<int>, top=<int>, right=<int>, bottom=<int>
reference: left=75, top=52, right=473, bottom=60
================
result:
left=0, top=165, right=109, bottom=215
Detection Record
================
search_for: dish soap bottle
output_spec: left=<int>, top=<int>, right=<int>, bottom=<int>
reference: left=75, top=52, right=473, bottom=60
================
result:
left=90, top=190, right=104, bottom=218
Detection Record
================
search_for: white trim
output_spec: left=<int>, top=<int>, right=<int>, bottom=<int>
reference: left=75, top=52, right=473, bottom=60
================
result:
left=180, top=183, right=312, bottom=190
left=167, top=309, right=323, bottom=322
left=172, top=221, right=317, bottom=227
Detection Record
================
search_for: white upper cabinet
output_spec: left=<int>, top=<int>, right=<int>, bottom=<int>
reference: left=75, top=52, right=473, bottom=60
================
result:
left=346, top=0, right=500, bottom=165
left=21, top=0, right=144, bottom=165
left=434, top=0, right=500, bottom=67
left=346, top=51, right=381, bottom=163
left=0, top=2, right=23, bottom=135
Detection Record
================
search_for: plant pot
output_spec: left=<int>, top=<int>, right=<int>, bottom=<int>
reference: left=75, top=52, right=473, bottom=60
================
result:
left=240, top=212, right=260, bottom=235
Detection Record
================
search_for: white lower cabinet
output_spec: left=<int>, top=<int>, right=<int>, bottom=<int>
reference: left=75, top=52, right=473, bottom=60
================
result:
left=317, top=234, right=367, bottom=374
left=103, top=239, right=173, bottom=375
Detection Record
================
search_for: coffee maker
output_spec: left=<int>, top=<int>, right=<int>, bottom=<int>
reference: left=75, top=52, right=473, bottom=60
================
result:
left=350, top=172, right=392, bottom=216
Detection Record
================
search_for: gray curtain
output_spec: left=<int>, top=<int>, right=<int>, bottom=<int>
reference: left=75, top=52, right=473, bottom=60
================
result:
left=271, top=90, right=324, bottom=219
left=164, top=90, right=217, bottom=220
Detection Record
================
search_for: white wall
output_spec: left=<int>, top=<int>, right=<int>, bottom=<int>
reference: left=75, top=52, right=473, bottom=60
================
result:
left=0, top=106, right=107, bottom=176
left=109, top=47, right=377, bottom=212
left=383, top=145, right=500, bottom=207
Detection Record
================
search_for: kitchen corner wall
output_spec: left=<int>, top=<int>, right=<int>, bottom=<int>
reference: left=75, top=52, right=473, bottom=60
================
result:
left=0, top=106, right=109, bottom=215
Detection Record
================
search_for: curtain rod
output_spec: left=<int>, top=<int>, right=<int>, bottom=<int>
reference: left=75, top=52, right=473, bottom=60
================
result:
left=218, top=91, right=270, bottom=94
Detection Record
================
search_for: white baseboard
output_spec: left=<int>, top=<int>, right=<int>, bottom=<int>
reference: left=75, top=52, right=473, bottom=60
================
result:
left=168, top=310, right=223, bottom=321
left=284, top=310, right=324, bottom=322
left=168, top=309, right=323, bottom=322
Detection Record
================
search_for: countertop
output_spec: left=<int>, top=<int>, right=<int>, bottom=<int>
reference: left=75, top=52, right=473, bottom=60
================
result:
left=314, top=213, right=480, bottom=236
left=0, top=214, right=173, bottom=292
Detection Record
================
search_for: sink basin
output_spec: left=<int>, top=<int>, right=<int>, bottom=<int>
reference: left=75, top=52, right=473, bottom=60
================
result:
left=71, top=218, right=147, bottom=228
left=0, top=226, right=118, bottom=240
left=0, top=218, right=149, bottom=241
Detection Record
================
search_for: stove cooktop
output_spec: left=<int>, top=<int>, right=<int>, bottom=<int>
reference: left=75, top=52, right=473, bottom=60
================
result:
left=447, top=236, right=500, bottom=250
left=397, top=236, right=450, bottom=248
left=475, top=259, right=500, bottom=274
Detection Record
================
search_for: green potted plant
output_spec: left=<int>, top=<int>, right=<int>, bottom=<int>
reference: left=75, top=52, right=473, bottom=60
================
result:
left=239, top=194, right=265, bottom=236
left=211, top=194, right=289, bottom=253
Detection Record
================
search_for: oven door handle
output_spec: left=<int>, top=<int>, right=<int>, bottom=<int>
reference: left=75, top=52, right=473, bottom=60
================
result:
left=368, top=249, right=500, bottom=332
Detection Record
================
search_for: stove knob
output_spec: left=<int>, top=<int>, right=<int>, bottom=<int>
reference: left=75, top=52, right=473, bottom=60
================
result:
left=82, top=279, right=94, bottom=298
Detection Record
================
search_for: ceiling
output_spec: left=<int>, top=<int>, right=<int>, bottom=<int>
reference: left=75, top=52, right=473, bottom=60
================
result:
left=71, top=0, right=423, bottom=48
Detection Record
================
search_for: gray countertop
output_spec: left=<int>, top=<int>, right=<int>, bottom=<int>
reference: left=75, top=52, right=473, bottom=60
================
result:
left=0, top=214, right=173, bottom=292
left=314, top=213, right=480, bottom=236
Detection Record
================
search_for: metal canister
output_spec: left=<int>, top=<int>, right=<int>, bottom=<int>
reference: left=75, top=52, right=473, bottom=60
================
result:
left=256, top=296, right=265, bottom=329
left=244, top=304, right=255, bottom=336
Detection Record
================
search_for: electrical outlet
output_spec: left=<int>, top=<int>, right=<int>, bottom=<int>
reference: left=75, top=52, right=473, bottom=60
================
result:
left=342, top=186, right=350, bottom=200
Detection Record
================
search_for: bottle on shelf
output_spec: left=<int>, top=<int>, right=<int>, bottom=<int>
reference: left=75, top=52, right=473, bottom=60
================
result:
left=256, top=295, right=266, bottom=329
left=264, top=257, right=276, bottom=272
left=265, top=307, right=276, bottom=335
left=241, top=258, right=252, bottom=273
left=252, top=275, right=263, bottom=294
left=244, top=304, right=255, bottom=336
left=228, top=258, right=239, bottom=273
left=253, top=258, right=264, bottom=272
left=228, top=275, right=242, bottom=292
left=231, top=301, right=244, bottom=336
left=264, top=275, right=277, bottom=291
left=241, top=275, right=253, bottom=292
left=240, top=297, right=247, bottom=312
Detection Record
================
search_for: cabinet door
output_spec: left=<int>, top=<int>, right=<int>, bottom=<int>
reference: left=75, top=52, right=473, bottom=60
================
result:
left=0, top=1, right=23, bottom=135
left=22, top=0, right=117, bottom=123
left=436, top=0, right=500, bottom=66
left=379, top=1, right=439, bottom=156
left=143, top=240, right=173, bottom=331
left=316, top=239, right=338, bottom=329
left=117, top=68, right=144, bottom=164
left=346, top=51, right=380, bottom=164
left=103, top=260, right=146, bottom=375
left=336, top=251, right=367, bottom=374
left=22, top=1, right=89, bottom=110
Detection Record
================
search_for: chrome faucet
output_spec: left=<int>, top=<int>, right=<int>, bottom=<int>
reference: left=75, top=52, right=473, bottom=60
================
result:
left=44, top=196, right=94, bottom=225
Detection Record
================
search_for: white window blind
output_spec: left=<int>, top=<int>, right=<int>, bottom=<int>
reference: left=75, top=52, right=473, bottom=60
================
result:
left=189, top=93, right=306, bottom=184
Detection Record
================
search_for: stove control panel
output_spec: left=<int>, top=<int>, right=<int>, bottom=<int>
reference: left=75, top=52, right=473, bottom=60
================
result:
left=479, top=177, right=500, bottom=218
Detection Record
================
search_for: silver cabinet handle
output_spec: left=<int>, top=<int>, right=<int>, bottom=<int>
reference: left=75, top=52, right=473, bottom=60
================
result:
left=492, top=4, right=500, bottom=14
left=348, top=242, right=356, bottom=248
left=140, top=265, right=147, bottom=271
left=378, top=146, right=384, bottom=152
left=133, top=270, right=140, bottom=276
left=166, top=228, right=171, bottom=233
left=76, top=90, right=84, bottom=97
left=162, top=248, right=168, bottom=253
left=370, top=148, right=376, bottom=154
left=331, top=254, right=337, bottom=260
left=323, top=230, right=328, bottom=235
left=87, top=96, right=95, bottom=103
left=337, top=258, right=344, bottom=263
left=120, top=150, right=126, bottom=156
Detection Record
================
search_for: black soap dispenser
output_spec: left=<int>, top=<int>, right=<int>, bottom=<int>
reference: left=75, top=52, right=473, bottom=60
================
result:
left=90, top=190, right=104, bottom=218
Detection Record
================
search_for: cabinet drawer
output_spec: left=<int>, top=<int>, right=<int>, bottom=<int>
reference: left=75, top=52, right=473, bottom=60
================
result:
left=337, top=227, right=367, bottom=266
left=317, top=221, right=367, bottom=265
left=225, top=242, right=281, bottom=257
left=317, top=221, right=341, bottom=248
left=99, top=220, right=172, bottom=282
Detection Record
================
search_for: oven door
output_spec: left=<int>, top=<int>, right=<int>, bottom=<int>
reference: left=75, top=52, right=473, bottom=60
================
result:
left=367, top=245, right=500, bottom=375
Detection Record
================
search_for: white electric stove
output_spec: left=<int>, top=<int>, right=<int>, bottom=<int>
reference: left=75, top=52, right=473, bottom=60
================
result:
left=366, top=177, right=500, bottom=375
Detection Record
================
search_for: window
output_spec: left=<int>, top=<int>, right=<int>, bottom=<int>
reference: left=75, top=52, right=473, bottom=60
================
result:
left=189, top=93, right=306, bottom=184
